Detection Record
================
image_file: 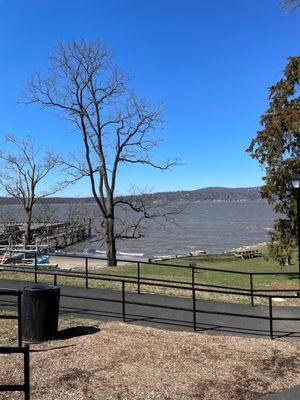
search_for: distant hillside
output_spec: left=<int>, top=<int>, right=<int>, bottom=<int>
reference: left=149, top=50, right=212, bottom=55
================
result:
left=148, top=187, right=262, bottom=202
left=0, top=187, right=263, bottom=205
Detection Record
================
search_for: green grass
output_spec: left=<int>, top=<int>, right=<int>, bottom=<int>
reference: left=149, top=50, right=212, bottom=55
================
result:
left=1, top=248, right=300, bottom=305
left=0, top=310, right=19, bottom=345
left=82, top=248, right=300, bottom=293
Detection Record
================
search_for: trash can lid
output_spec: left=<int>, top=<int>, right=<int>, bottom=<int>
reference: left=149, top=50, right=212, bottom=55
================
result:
left=23, top=284, right=60, bottom=292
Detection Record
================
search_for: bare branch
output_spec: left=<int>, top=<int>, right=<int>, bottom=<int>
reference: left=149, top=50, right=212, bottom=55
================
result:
left=0, top=135, right=62, bottom=245
left=23, top=39, right=178, bottom=265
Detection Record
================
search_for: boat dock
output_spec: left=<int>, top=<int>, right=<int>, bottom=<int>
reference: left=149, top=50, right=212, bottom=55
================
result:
left=0, top=220, right=92, bottom=252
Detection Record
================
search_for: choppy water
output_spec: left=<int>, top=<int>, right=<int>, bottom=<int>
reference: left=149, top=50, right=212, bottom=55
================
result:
left=1, top=200, right=275, bottom=259
left=92, top=200, right=274, bottom=259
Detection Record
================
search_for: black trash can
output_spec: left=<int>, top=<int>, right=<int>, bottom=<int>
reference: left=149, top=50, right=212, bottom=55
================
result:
left=21, top=284, right=60, bottom=343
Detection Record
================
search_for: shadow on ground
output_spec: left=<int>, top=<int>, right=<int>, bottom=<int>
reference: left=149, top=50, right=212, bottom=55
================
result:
left=56, top=325, right=100, bottom=340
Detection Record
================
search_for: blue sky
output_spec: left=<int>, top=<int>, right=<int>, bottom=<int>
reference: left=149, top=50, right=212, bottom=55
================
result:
left=0, top=0, right=299, bottom=196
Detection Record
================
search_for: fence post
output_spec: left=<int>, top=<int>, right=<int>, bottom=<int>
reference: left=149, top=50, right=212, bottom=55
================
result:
left=191, top=264, right=197, bottom=331
left=85, top=258, right=89, bottom=289
left=17, top=291, right=22, bottom=347
left=54, top=273, right=57, bottom=286
left=34, top=254, right=37, bottom=284
left=250, top=273, right=254, bottom=307
left=190, top=263, right=196, bottom=290
left=137, top=262, right=141, bottom=294
left=269, top=296, right=274, bottom=339
left=24, top=344, right=30, bottom=400
left=122, top=281, right=126, bottom=322
left=192, top=286, right=196, bottom=331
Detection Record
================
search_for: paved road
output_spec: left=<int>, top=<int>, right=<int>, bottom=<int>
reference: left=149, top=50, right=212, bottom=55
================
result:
left=260, top=385, right=300, bottom=399
left=0, top=279, right=300, bottom=338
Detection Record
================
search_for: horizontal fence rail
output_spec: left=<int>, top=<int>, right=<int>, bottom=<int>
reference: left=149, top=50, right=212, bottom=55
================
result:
left=0, top=345, right=30, bottom=400
left=1, top=260, right=300, bottom=339
left=2, top=251, right=300, bottom=296
left=60, top=280, right=300, bottom=339
left=3, top=252, right=300, bottom=306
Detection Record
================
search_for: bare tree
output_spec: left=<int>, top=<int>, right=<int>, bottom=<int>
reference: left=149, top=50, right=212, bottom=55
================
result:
left=282, top=0, right=300, bottom=8
left=24, top=40, right=177, bottom=266
left=0, top=135, right=61, bottom=246
left=110, top=188, right=180, bottom=241
left=35, top=201, right=57, bottom=224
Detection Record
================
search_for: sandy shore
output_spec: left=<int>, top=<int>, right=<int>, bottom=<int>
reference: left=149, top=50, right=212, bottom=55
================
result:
left=49, top=256, right=131, bottom=270
left=49, top=242, right=270, bottom=269
left=50, top=256, right=107, bottom=269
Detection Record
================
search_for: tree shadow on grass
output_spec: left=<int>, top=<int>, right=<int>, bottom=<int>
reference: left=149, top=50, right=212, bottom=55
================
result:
left=56, top=325, right=100, bottom=340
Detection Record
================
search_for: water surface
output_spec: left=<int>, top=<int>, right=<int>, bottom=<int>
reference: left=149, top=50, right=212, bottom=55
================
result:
left=0, top=201, right=275, bottom=259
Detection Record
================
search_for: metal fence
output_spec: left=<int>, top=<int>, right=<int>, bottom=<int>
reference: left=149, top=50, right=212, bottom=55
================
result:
left=0, top=288, right=22, bottom=346
left=0, top=345, right=30, bottom=400
left=0, top=288, right=29, bottom=399
left=1, top=259, right=300, bottom=339
left=3, top=251, right=300, bottom=300
left=48, top=254, right=300, bottom=305
left=41, top=254, right=300, bottom=306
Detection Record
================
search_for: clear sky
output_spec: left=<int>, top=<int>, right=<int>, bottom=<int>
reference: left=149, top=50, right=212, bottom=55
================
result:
left=0, top=0, right=299, bottom=196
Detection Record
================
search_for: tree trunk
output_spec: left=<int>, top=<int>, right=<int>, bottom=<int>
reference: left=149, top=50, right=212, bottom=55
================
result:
left=24, top=210, right=33, bottom=248
left=106, top=216, right=117, bottom=266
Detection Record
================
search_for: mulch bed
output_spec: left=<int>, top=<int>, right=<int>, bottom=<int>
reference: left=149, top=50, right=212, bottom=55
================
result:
left=0, top=321, right=299, bottom=399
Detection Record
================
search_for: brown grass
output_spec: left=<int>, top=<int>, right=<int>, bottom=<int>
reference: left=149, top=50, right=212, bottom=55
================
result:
left=0, top=319, right=300, bottom=399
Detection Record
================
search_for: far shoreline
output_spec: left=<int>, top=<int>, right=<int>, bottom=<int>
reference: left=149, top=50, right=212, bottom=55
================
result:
left=49, top=241, right=270, bottom=270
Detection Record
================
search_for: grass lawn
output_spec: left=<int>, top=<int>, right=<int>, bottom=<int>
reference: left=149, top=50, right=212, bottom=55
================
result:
left=0, top=248, right=299, bottom=305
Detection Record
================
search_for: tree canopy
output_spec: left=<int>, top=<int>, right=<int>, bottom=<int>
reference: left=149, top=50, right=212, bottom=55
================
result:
left=282, top=0, right=300, bottom=9
left=247, top=57, right=300, bottom=264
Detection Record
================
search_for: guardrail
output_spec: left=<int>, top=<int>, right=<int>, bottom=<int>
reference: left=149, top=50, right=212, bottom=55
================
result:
left=4, top=251, right=300, bottom=302
left=1, top=263, right=300, bottom=339
left=3, top=252, right=300, bottom=307
left=0, top=345, right=30, bottom=400
left=48, top=254, right=300, bottom=306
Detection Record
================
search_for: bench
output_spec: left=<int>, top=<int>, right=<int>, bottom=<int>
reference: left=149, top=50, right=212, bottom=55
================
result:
left=234, top=249, right=262, bottom=259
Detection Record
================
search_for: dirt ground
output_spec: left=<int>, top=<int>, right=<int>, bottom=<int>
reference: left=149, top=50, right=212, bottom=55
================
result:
left=49, top=255, right=107, bottom=269
left=0, top=320, right=300, bottom=400
left=49, top=256, right=132, bottom=270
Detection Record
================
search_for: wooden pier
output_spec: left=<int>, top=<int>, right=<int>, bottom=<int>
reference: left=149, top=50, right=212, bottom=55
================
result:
left=0, top=220, right=92, bottom=252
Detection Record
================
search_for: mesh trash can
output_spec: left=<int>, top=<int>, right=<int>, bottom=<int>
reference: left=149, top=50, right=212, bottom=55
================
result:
left=21, top=284, right=60, bottom=343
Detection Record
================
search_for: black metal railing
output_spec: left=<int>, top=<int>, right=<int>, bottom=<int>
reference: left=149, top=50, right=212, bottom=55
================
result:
left=61, top=277, right=300, bottom=340
left=45, top=254, right=300, bottom=304
left=3, top=251, right=300, bottom=303
left=1, top=263, right=300, bottom=339
left=0, top=288, right=22, bottom=346
left=0, top=288, right=29, bottom=399
left=0, top=345, right=30, bottom=400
